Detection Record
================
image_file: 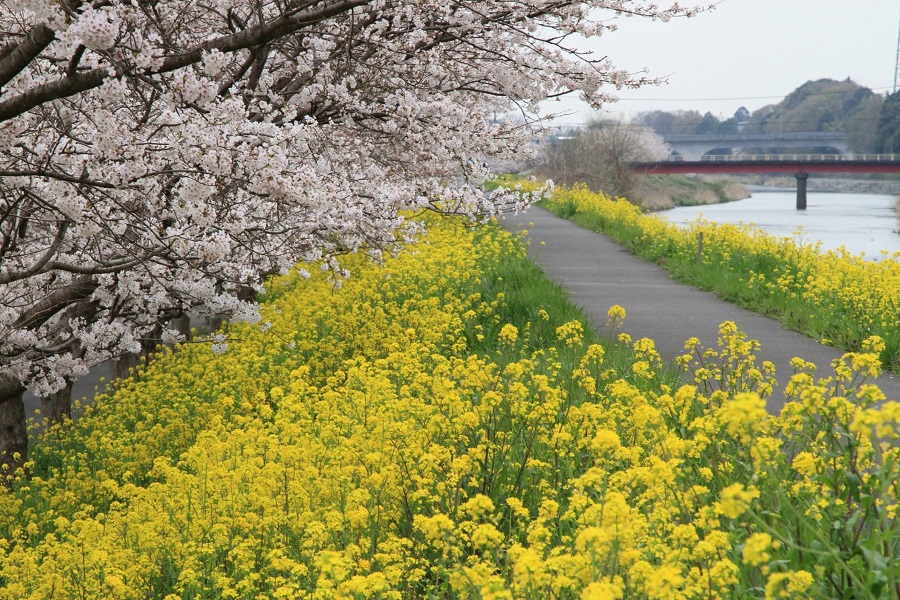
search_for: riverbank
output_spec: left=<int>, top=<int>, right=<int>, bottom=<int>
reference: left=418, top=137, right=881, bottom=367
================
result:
left=636, top=174, right=750, bottom=210
left=537, top=185, right=900, bottom=376
left=659, top=191, right=900, bottom=258
left=739, top=175, right=900, bottom=196
left=489, top=171, right=751, bottom=211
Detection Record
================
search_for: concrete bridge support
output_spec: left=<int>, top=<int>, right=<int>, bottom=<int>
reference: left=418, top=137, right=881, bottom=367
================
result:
left=795, top=171, right=808, bottom=210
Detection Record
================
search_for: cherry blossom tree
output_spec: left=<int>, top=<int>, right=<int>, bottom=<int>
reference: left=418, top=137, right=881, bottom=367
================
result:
left=0, top=0, right=706, bottom=473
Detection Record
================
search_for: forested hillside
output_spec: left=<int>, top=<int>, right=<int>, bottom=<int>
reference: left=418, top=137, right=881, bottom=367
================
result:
left=638, top=78, right=888, bottom=154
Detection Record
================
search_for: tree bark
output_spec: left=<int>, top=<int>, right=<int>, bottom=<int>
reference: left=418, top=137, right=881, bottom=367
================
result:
left=0, top=390, right=27, bottom=482
left=111, top=351, right=143, bottom=381
left=41, top=379, right=72, bottom=425
left=171, top=313, right=192, bottom=341
left=0, top=23, right=55, bottom=89
left=112, top=323, right=162, bottom=381
left=0, top=373, right=25, bottom=408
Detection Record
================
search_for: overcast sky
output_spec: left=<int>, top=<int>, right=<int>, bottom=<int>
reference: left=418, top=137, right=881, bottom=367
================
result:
left=541, top=0, right=900, bottom=125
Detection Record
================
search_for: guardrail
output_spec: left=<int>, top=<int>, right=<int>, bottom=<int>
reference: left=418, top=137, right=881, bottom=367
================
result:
left=660, top=154, right=900, bottom=163
left=662, top=132, right=847, bottom=142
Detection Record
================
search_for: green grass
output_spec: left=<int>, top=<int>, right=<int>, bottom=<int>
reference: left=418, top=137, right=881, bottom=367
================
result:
left=472, top=226, right=681, bottom=385
left=482, top=173, right=533, bottom=191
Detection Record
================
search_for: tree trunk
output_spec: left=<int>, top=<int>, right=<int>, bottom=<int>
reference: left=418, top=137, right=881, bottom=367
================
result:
left=0, top=390, right=27, bottom=482
left=111, top=350, right=143, bottom=381
left=112, top=323, right=164, bottom=381
left=41, top=379, right=72, bottom=425
left=170, top=313, right=191, bottom=342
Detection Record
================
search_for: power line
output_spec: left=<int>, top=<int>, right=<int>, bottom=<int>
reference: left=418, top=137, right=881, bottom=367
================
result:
left=551, top=111, right=890, bottom=131
left=615, top=85, right=896, bottom=104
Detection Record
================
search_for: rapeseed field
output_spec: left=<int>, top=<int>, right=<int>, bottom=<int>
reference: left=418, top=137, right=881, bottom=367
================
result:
left=1, top=215, right=897, bottom=599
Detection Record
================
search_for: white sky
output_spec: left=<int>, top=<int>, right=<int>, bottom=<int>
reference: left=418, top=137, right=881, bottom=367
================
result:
left=540, top=0, right=900, bottom=125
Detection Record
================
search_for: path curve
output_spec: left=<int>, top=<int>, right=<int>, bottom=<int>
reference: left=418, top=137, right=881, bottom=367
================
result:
left=499, top=206, right=900, bottom=413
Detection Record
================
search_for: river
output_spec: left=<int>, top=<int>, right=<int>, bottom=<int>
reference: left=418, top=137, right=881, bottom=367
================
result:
left=657, top=190, right=900, bottom=260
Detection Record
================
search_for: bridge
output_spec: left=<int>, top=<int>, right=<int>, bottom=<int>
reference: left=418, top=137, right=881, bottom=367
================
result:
left=661, top=132, right=849, bottom=156
left=630, top=154, right=900, bottom=209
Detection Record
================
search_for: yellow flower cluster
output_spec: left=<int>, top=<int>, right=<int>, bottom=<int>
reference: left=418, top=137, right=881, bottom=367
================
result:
left=1, top=213, right=898, bottom=599
left=541, top=184, right=900, bottom=372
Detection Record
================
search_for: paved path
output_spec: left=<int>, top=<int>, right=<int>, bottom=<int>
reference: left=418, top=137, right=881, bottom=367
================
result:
left=499, top=206, right=900, bottom=413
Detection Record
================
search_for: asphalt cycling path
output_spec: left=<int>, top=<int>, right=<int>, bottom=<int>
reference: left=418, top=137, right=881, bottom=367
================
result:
left=499, top=205, right=900, bottom=414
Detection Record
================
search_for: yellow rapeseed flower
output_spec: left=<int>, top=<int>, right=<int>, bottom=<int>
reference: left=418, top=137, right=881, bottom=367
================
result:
left=742, top=532, right=779, bottom=566
left=716, top=483, right=759, bottom=519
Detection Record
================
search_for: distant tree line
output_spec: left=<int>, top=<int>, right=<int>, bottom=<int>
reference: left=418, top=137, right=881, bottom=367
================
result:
left=636, top=78, right=900, bottom=155
left=638, top=106, right=751, bottom=136
left=533, top=78, right=900, bottom=205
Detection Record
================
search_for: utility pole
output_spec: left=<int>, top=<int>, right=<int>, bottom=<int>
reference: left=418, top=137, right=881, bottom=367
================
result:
left=894, top=11, right=900, bottom=92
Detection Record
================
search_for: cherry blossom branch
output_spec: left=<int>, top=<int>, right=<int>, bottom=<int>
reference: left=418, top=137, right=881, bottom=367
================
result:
left=0, top=0, right=371, bottom=122
left=14, top=276, right=97, bottom=330
left=0, top=24, right=55, bottom=90
left=0, top=170, right=120, bottom=189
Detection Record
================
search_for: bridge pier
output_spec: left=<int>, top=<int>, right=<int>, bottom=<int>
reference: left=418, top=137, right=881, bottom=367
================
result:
left=795, top=171, right=808, bottom=210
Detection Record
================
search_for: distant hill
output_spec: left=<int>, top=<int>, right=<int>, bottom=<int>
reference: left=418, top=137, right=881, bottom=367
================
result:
left=746, top=79, right=881, bottom=152
left=636, top=78, right=884, bottom=153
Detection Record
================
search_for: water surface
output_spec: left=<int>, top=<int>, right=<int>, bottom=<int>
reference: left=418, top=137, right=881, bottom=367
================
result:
left=658, top=191, right=900, bottom=260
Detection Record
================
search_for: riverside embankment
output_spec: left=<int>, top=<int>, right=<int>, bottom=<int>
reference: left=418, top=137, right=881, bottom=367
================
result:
left=748, top=176, right=900, bottom=196
left=659, top=189, right=900, bottom=259
left=499, top=205, right=900, bottom=413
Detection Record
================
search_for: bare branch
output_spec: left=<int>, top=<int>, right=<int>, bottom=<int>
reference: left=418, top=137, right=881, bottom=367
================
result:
left=66, top=45, right=87, bottom=78
left=0, top=170, right=120, bottom=189
left=0, top=220, right=69, bottom=285
left=13, top=276, right=97, bottom=331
